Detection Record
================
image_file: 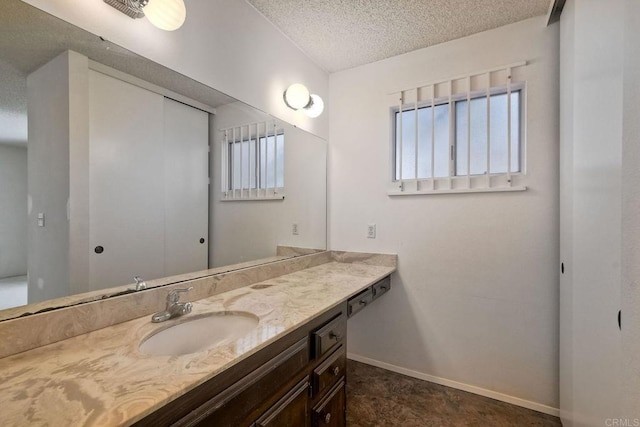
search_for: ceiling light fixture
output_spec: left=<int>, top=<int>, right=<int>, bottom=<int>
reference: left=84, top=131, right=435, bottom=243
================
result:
left=283, top=83, right=324, bottom=118
left=103, top=0, right=186, bottom=31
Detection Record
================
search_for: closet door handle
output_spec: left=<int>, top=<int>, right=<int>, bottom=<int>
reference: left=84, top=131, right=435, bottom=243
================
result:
left=618, top=310, right=622, bottom=330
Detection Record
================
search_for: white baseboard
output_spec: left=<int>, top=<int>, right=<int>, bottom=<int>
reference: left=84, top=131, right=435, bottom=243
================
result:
left=347, top=353, right=560, bottom=418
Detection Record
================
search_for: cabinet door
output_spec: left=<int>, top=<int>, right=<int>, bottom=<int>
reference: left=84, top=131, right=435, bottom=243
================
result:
left=89, top=70, right=165, bottom=291
left=255, top=377, right=309, bottom=427
left=163, top=98, right=209, bottom=276
left=173, top=338, right=309, bottom=427
left=312, top=380, right=345, bottom=427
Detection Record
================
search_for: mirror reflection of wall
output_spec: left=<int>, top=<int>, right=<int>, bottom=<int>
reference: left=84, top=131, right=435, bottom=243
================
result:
left=0, top=144, right=28, bottom=310
left=0, top=57, right=28, bottom=310
left=212, top=103, right=327, bottom=267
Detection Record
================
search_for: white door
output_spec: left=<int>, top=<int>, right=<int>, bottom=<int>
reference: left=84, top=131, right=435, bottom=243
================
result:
left=89, top=70, right=166, bottom=290
left=560, top=1, right=623, bottom=425
left=163, top=98, right=209, bottom=276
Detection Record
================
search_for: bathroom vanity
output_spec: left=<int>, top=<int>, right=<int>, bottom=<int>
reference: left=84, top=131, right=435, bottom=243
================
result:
left=0, top=252, right=395, bottom=426
left=139, top=304, right=347, bottom=426
left=137, top=275, right=391, bottom=427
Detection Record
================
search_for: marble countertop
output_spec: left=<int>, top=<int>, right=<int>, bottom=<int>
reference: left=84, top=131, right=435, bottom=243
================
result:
left=0, top=261, right=395, bottom=426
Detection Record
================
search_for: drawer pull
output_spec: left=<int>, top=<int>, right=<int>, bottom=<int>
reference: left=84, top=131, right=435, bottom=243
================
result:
left=332, top=366, right=340, bottom=376
left=324, top=413, right=331, bottom=424
left=359, top=300, right=367, bottom=306
left=329, top=331, right=342, bottom=341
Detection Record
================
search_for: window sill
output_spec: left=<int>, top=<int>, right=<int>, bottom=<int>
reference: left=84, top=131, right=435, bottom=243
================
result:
left=220, top=194, right=285, bottom=201
left=388, top=186, right=527, bottom=196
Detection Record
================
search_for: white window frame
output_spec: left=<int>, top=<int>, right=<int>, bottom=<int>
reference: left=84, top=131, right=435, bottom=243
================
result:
left=220, top=121, right=285, bottom=201
left=388, top=63, right=528, bottom=196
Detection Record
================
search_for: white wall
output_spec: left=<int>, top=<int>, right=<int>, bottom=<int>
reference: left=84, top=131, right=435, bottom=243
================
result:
left=211, top=102, right=327, bottom=267
left=26, top=50, right=90, bottom=302
left=560, top=1, right=626, bottom=425
left=22, top=0, right=329, bottom=140
left=0, top=144, right=28, bottom=278
left=67, top=53, right=91, bottom=297
left=330, top=17, right=560, bottom=411
left=27, top=52, right=73, bottom=303
left=621, top=0, right=640, bottom=421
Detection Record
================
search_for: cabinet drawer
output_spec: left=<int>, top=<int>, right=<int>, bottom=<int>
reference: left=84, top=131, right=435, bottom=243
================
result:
left=312, top=380, right=346, bottom=427
left=312, top=345, right=346, bottom=397
left=372, top=276, right=391, bottom=299
left=312, top=315, right=346, bottom=359
left=347, top=288, right=373, bottom=318
left=254, top=376, right=310, bottom=427
left=174, top=338, right=309, bottom=427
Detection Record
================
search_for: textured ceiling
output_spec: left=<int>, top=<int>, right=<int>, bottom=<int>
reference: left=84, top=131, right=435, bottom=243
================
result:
left=247, top=0, right=551, bottom=72
left=0, top=59, right=27, bottom=146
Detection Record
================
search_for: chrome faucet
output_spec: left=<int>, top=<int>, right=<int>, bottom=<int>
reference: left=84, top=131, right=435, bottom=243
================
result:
left=151, top=287, right=194, bottom=323
left=133, top=276, right=147, bottom=291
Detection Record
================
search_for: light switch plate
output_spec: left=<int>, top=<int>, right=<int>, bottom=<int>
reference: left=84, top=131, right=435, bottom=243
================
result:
left=367, top=224, right=376, bottom=239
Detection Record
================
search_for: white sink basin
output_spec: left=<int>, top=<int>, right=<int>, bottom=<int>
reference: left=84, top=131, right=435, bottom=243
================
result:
left=139, top=311, right=259, bottom=356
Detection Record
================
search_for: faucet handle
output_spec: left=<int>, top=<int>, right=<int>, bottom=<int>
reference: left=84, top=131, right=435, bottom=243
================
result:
left=133, top=276, right=146, bottom=290
left=129, top=276, right=146, bottom=291
left=167, top=287, right=193, bottom=304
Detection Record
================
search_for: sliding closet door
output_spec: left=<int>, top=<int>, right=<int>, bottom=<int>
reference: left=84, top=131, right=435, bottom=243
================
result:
left=89, top=70, right=165, bottom=290
left=163, top=98, right=209, bottom=276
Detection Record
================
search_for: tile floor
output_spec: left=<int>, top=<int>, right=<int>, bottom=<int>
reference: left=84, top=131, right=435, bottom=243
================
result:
left=346, top=360, right=562, bottom=427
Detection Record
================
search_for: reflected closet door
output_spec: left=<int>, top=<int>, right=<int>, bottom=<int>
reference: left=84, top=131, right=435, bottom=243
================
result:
left=89, top=70, right=165, bottom=291
left=163, top=98, right=209, bottom=276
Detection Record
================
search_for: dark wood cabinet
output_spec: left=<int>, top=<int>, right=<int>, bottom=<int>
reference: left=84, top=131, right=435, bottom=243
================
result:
left=347, top=288, right=373, bottom=317
left=312, top=345, right=345, bottom=397
left=172, top=338, right=309, bottom=427
left=254, top=377, right=310, bottom=427
left=312, top=314, right=346, bottom=359
left=348, top=276, right=391, bottom=318
left=312, top=380, right=346, bottom=427
left=372, top=276, right=391, bottom=298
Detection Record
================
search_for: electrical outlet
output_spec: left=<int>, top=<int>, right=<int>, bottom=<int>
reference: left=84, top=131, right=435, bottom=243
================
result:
left=292, top=223, right=299, bottom=235
left=367, top=224, right=376, bottom=239
left=37, top=213, right=45, bottom=227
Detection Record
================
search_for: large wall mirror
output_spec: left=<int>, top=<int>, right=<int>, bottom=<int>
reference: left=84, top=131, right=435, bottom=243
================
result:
left=0, top=0, right=327, bottom=320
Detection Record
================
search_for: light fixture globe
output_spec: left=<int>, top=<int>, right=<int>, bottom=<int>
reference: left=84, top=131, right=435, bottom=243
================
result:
left=283, top=83, right=311, bottom=110
left=304, top=94, right=324, bottom=118
left=144, top=0, right=186, bottom=31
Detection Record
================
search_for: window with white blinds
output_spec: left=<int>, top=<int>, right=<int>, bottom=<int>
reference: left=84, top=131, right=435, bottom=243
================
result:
left=221, top=121, right=284, bottom=200
left=390, top=62, right=527, bottom=195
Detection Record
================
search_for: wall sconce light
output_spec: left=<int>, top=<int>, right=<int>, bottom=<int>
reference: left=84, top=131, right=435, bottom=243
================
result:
left=104, top=0, right=186, bottom=31
left=283, top=83, right=324, bottom=118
